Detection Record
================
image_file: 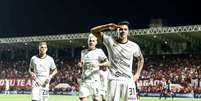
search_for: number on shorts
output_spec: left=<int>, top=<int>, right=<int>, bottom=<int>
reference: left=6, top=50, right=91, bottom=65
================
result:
left=129, top=87, right=135, bottom=95
left=95, top=88, right=99, bottom=95
left=40, top=89, right=49, bottom=96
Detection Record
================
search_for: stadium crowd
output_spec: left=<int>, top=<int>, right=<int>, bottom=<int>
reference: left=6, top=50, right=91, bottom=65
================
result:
left=0, top=54, right=201, bottom=94
left=140, top=54, right=201, bottom=94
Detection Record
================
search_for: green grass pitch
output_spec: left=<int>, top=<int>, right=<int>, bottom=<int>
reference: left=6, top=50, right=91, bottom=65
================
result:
left=0, top=94, right=200, bottom=101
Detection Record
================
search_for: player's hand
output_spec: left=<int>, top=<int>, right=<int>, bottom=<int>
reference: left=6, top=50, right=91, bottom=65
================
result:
left=133, top=73, right=140, bottom=82
left=107, top=23, right=119, bottom=31
left=43, top=78, right=50, bottom=87
left=30, top=72, right=36, bottom=80
left=91, top=63, right=98, bottom=68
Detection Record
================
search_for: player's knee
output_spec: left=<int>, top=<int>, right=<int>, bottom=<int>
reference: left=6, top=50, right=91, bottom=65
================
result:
left=93, top=99, right=99, bottom=101
left=93, top=97, right=100, bottom=101
left=80, top=97, right=87, bottom=101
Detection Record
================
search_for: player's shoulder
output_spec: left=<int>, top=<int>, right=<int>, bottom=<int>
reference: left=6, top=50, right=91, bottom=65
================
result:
left=45, top=55, right=56, bottom=62
left=128, top=40, right=140, bottom=48
left=95, top=48, right=104, bottom=51
left=46, top=55, right=54, bottom=59
left=95, top=48, right=105, bottom=54
left=81, top=49, right=88, bottom=53
left=128, top=40, right=138, bottom=45
left=31, top=55, right=37, bottom=60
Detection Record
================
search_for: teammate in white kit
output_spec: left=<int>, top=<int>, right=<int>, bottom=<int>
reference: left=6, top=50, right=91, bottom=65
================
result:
left=91, top=21, right=144, bottom=101
left=79, top=34, right=110, bottom=101
left=29, top=42, right=57, bottom=101
left=99, top=66, right=109, bottom=101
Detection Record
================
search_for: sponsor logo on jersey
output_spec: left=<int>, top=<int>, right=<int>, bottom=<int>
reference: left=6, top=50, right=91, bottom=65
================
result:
left=114, top=71, right=131, bottom=78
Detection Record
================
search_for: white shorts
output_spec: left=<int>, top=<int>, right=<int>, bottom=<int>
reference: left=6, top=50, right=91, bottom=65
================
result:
left=107, top=79, right=137, bottom=101
left=32, top=87, right=49, bottom=101
left=32, top=76, right=50, bottom=101
left=79, top=81, right=101, bottom=100
left=100, top=86, right=107, bottom=96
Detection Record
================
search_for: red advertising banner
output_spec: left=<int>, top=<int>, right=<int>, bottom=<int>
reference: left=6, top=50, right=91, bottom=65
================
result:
left=0, top=79, right=32, bottom=87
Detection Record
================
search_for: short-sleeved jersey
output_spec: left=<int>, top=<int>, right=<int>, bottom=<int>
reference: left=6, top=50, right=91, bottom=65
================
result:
left=29, top=55, right=56, bottom=79
left=103, top=34, right=142, bottom=80
left=81, top=48, right=107, bottom=82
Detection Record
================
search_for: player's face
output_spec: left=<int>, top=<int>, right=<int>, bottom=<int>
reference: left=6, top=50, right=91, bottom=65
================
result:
left=88, top=37, right=97, bottom=50
left=117, top=25, right=129, bottom=40
left=39, top=44, right=48, bottom=55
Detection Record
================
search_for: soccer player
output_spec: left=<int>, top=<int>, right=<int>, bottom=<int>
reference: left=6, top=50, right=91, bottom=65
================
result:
left=91, top=21, right=144, bottom=101
left=99, top=66, right=109, bottom=101
left=159, top=78, right=172, bottom=100
left=4, top=78, right=10, bottom=94
left=159, top=78, right=166, bottom=100
left=79, top=34, right=110, bottom=101
left=29, top=42, right=57, bottom=101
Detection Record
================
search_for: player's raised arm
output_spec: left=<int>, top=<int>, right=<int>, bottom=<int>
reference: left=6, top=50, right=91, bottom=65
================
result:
left=90, top=23, right=119, bottom=40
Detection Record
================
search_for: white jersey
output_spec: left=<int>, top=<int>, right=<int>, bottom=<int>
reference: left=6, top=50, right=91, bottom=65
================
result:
left=29, top=55, right=56, bottom=87
left=81, top=48, right=107, bottom=82
left=103, top=34, right=142, bottom=80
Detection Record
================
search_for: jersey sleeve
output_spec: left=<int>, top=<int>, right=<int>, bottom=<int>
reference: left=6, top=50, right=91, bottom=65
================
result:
left=133, top=44, right=142, bottom=57
left=50, top=57, right=57, bottom=70
left=98, top=49, right=107, bottom=61
left=29, top=57, right=34, bottom=69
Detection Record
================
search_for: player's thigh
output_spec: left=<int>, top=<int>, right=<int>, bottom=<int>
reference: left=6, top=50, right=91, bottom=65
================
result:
left=107, top=80, right=121, bottom=101
left=100, top=88, right=107, bottom=97
left=32, top=87, right=40, bottom=100
left=79, top=83, right=90, bottom=98
left=124, top=81, right=137, bottom=101
left=40, top=88, right=49, bottom=101
left=91, top=81, right=101, bottom=100
left=101, top=83, right=108, bottom=96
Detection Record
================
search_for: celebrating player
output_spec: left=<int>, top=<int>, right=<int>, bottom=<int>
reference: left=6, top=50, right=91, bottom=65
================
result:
left=79, top=34, right=110, bottom=101
left=29, top=42, right=57, bottom=101
left=91, top=21, right=144, bottom=101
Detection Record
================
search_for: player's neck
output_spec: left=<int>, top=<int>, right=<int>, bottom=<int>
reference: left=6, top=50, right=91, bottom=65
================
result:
left=116, top=38, right=128, bottom=44
left=88, top=47, right=96, bottom=51
left=38, top=54, right=47, bottom=59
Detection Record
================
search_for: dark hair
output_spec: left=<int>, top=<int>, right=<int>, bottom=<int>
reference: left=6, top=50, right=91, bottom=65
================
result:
left=117, top=21, right=130, bottom=26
